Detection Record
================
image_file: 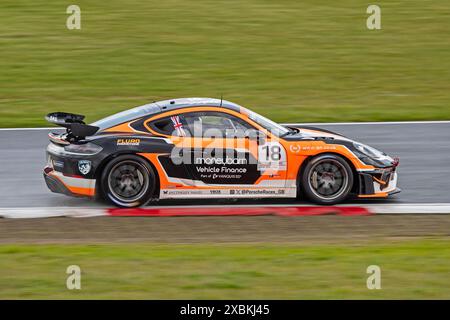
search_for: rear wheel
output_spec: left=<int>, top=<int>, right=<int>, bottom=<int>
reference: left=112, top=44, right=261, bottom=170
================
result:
left=100, top=155, right=156, bottom=207
left=300, top=154, right=353, bottom=205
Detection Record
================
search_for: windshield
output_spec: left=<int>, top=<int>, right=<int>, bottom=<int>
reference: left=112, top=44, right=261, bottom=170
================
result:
left=244, top=108, right=289, bottom=137
left=91, top=103, right=160, bottom=131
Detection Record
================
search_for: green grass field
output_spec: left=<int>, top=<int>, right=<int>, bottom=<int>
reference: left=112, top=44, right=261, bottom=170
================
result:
left=0, top=1, right=449, bottom=127
left=1, top=239, right=449, bottom=299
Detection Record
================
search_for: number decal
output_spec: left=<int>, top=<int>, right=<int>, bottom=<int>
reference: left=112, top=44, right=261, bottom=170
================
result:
left=261, top=145, right=281, bottom=161
left=258, top=142, right=286, bottom=172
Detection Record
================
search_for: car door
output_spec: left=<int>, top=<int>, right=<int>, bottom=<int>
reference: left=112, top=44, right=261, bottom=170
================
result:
left=180, top=111, right=288, bottom=192
left=177, top=111, right=256, bottom=186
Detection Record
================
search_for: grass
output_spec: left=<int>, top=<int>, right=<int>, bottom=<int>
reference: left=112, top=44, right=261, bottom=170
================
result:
left=0, top=0, right=449, bottom=127
left=1, top=239, right=449, bottom=299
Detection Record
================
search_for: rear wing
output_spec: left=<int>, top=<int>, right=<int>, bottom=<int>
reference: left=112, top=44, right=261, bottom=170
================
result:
left=45, top=112, right=99, bottom=142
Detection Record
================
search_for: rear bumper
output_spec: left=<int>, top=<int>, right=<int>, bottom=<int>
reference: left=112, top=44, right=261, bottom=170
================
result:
left=43, top=166, right=96, bottom=197
left=44, top=169, right=76, bottom=197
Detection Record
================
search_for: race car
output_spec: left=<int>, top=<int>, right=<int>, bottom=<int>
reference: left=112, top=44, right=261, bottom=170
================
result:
left=43, top=97, right=400, bottom=207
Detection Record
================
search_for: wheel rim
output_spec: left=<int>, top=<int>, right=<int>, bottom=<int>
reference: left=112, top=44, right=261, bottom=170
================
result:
left=107, top=160, right=149, bottom=203
left=308, top=159, right=349, bottom=201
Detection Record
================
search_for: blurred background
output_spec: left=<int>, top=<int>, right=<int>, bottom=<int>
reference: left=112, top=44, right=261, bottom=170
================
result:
left=1, top=0, right=449, bottom=127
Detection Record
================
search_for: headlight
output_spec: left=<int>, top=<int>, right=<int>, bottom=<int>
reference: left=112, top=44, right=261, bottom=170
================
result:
left=353, top=142, right=385, bottom=159
left=64, top=142, right=103, bottom=155
left=352, top=142, right=394, bottom=167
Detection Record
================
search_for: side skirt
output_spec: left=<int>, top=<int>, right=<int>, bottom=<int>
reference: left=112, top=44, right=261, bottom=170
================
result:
left=159, top=187, right=297, bottom=199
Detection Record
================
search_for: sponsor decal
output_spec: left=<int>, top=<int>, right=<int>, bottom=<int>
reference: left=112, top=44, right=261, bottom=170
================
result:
left=289, top=143, right=337, bottom=153
left=196, top=166, right=247, bottom=174
left=52, top=160, right=65, bottom=168
left=290, top=144, right=301, bottom=153
left=162, top=190, right=203, bottom=196
left=117, top=138, right=140, bottom=146
left=211, top=173, right=243, bottom=179
left=298, top=145, right=337, bottom=151
left=195, top=165, right=248, bottom=180
left=230, top=189, right=286, bottom=195
left=78, top=160, right=92, bottom=175
left=194, top=157, right=247, bottom=165
left=159, top=188, right=296, bottom=199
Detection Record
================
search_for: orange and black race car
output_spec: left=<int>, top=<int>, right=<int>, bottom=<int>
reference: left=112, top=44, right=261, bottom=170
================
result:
left=44, top=97, right=400, bottom=207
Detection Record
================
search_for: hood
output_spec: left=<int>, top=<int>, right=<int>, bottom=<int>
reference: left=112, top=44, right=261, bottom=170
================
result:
left=283, top=125, right=397, bottom=168
left=283, top=125, right=352, bottom=142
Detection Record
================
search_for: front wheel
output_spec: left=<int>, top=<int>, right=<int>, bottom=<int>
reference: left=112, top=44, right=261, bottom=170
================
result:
left=100, top=155, right=156, bottom=207
left=300, top=154, right=353, bottom=205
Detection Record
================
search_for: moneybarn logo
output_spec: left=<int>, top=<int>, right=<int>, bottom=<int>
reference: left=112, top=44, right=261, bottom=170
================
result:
left=168, top=125, right=283, bottom=168
left=194, top=157, right=248, bottom=165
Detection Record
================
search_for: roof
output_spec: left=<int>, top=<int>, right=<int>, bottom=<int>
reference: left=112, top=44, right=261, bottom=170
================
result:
left=153, top=97, right=242, bottom=112
left=92, top=97, right=242, bottom=131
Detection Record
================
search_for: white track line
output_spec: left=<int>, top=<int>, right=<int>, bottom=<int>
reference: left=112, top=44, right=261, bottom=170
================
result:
left=284, top=120, right=450, bottom=126
left=0, top=127, right=62, bottom=131
left=0, top=207, right=107, bottom=219
left=367, top=203, right=450, bottom=214
left=1, top=204, right=450, bottom=218
left=1, top=121, right=450, bottom=131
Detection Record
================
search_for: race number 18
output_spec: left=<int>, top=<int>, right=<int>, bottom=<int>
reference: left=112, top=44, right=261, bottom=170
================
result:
left=258, top=142, right=286, bottom=172
left=261, top=144, right=282, bottom=161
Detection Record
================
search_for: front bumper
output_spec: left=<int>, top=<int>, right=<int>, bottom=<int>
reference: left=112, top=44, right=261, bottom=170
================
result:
left=357, top=167, right=400, bottom=198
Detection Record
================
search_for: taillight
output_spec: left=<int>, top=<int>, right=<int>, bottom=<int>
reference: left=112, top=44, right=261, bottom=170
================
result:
left=64, top=143, right=103, bottom=155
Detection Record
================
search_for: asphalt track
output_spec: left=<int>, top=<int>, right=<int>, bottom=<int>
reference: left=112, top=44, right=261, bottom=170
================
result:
left=0, top=122, right=449, bottom=208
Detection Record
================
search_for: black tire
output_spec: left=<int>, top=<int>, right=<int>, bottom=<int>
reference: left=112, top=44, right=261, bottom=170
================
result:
left=300, top=154, right=353, bottom=205
left=100, top=155, right=157, bottom=207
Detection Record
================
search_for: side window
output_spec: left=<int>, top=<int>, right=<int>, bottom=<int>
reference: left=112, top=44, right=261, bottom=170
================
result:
left=183, top=112, right=254, bottom=138
left=149, top=112, right=255, bottom=137
left=151, top=118, right=175, bottom=135
left=149, top=115, right=189, bottom=137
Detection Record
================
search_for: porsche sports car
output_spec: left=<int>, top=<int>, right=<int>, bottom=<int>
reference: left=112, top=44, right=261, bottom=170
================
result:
left=44, top=97, right=400, bottom=207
